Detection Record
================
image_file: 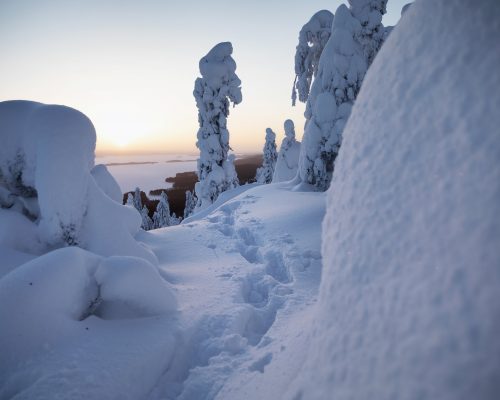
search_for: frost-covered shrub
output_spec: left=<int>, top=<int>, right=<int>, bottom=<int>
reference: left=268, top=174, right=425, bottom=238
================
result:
left=292, top=10, right=334, bottom=107
left=272, top=120, right=301, bottom=183
left=0, top=100, right=157, bottom=264
left=193, top=42, right=242, bottom=210
left=256, top=128, right=278, bottom=184
left=298, top=0, right=386, bottom=191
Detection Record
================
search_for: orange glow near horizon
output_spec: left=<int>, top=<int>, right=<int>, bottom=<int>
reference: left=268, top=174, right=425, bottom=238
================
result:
left=0, top=0, right=405, bottom=156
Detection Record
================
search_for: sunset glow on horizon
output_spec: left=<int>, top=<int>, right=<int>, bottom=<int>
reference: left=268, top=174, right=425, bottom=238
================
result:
left=0, top=0, right=407, bottom=156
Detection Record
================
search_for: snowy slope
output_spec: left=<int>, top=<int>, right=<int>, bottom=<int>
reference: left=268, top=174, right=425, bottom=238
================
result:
left=0, top=183, right=325, bottom=399
left=294, top=0, right=500, bottom=399
left=146, top=183, right=325, bottom=399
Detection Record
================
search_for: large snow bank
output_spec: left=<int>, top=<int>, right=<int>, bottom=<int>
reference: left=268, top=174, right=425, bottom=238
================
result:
left=0, top=100, right=156, bottom=263
left=295, top=0, right=500, bottom=399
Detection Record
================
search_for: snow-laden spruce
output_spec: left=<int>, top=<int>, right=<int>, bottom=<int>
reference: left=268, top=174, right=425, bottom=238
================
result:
left=133, top=187, right=142, bottom=211
left=184, top=190, right=196, bottom=219
left=153, top=191, right=171, bottom=229
left=297, top=0, right=387, bottom=191
left=291, top=10, right=334, bottom=107
left=294, top=0, right=500, bottom=398
left=256, top=128, right=278, bottom=184
left=0, top=100, right=156, bottom=263
left=272, top=120, right=301, bottom=183
left=193, top=42, right=242, bottom=210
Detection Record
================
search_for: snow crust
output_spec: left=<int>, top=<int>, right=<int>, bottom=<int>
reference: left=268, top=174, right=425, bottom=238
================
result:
left=295, top=0, right=500, bottom=398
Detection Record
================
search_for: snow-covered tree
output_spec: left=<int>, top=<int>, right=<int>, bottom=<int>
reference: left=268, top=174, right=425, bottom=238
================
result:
left=125, top=192, right=134, bottom=207
left=256, top=128, right=278, bottom=184
left=292, top=10, right=334, bottom=107
left=168, top=213, right=181, bottom=226
left=193, top=42, right=242, bottom=210
left=272, top=119, right=301, bottom=183
left=298, top=0, right=387, bottom=191
left=140, top=205, right=153, bottom=231
left=184, top=190, right=196, bottom=219
left=152, top=191, right=171, bottom=229
left=133, top=187, right=142, bottom=211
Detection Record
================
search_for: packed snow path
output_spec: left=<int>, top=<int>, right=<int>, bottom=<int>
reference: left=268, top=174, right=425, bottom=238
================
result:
left=143, top=184, right=325, bottom=399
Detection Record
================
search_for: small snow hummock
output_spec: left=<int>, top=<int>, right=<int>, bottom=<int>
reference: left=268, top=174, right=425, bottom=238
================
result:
left=194, top=42, right=242, bottom=211
left=293, top=0, right=500, bottom=398
left=256, top=128, right=278, bottom=184
left=291, top=10, right=334, bottom=107
left=272, top=120, right=301, bottom=183
left=297, top=0, right=386, bottom=191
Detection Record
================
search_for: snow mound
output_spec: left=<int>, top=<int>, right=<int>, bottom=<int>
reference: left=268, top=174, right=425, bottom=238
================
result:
left=0, top=100, right=156, bottom=263
left=95, top=256, right=177, bottom=319
left=296, top=1, right=500, bottom=399
left=91, top=164, right=123, bottom=203
left=0, top=100, right=95, bottom=245
left=0, top=247, right=100, bottom=376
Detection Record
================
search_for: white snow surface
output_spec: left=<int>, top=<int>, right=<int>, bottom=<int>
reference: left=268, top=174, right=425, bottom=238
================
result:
left=0, top=182, right=325, bottom=399
left=294, top=0, right=500, bottom=399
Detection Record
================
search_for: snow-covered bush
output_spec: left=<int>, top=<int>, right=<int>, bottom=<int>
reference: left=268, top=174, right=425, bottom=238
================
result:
left=272, top=119, right=301, bottom=183
left=291, top=10, right=334, bottom=106
left=193, top=42, right=242, bottom=210
left=256, top=128, right=278, bottom=184
left=168, top=213, right=181, bottom=226
left=0, top=100, right=156, bottom=263
left=297, top=0, right=386, bottom=191
left=295, top=0, right=500, bottom=398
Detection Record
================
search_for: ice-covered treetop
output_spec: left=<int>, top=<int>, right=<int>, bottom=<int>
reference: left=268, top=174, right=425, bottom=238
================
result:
left=197, top=42, right=242, bottom=105
left=284, top=119, right=295, bottom=139
left=292, top=10, right=334, bottom=106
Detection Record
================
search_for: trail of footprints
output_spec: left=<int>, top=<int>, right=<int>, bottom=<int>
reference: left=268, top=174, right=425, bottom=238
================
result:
left=207, top=195, right=295, bottom=346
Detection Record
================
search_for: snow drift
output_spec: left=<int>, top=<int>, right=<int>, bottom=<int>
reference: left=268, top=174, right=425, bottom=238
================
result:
left=295, top=0, right=500, bottom=399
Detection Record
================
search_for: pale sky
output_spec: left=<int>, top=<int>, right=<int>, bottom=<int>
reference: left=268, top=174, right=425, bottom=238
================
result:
left=0, top=0, right=408, bottom=155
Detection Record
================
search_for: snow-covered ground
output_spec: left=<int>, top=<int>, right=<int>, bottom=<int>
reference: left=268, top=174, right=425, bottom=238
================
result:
left=0, top=182, right=325, bottom=399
